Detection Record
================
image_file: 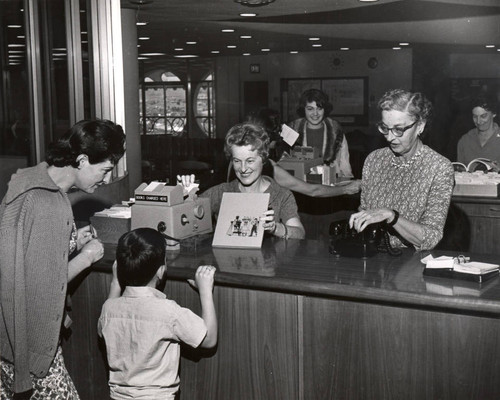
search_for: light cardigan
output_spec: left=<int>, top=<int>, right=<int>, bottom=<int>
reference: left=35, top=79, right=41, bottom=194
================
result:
left=289, top=117, right=353, bottom=178
left=0, top=162, right=73, bottom=393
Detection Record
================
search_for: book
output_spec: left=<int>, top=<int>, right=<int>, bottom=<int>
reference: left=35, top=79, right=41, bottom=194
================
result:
left=212, top=192, right=270, bottom=249
left=452, top=158, right=498, bottom=172
left=421, top=255, right=499, bottom=283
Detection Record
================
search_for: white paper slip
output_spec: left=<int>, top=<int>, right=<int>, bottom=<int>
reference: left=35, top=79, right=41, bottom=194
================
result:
left=422, top=256, right=454, bottom=269
left=280, top=124, right=300, bottom=147
left=453, top=262, right=499, bottom=275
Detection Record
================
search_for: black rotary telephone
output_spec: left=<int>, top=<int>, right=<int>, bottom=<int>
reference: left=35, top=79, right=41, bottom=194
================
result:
left=329, top=219, right=402, bottom=258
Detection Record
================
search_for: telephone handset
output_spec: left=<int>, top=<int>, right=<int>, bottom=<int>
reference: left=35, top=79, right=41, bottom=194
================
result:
left=329, top=219, right=402, bottom=258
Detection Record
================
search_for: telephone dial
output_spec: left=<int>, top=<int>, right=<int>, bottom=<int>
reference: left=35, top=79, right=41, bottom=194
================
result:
left=329, top=219, right=402, bottom=258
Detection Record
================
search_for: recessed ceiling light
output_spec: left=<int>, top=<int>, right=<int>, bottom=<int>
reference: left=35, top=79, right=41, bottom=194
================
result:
left=290, top=51, right=298, bottom=54
left=174, top=48, right=183, bottom=51
left=140, top=53, right=166, bottom=56
left=309, top=37, right=320, bottom=41
left=392, top=47, right=401, bottom=50
left=138, top=37, right=150, bottom=40
left=240, top=35, right=252, bottom=39
left=227, top=45, right=237, bottom=48
left=261, top=48, right=270, bottom=52
left=138, top=57, right=149, bottom=60
left=222, top=29, right=235, bottom=33
left=243, top=53, right=251, bottom=56
left=186, top=41, right=197, bottom=45
left=485, top=44, right=495, bottom=48
left=399, top=42, right=409, bottom=46
left=211, top=50, right=220, bottom=54
left=497, top=48, right=500, bottom=52
left=136, top=22, right=148, bottom=26
left=7, top=25, right=22, bottom=28
left=340, top=47, right=349, bottom=51
left=312, top=44, right=322, bottom=48
left=240, top=13, right=257, bottom=17
left=17, top=35, right=25, bottom=39
left=174, top=55, right=199, bottom=58
left=8, top=44, right=25, bottom=47
left=359, top=0, right=379, bottom=2
left=8, top=50, right=23, bottom=53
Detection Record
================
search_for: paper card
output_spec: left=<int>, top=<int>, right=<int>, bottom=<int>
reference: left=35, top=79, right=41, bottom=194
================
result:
left=453, top=262, right=499, bottom=275
left=212, top=192, right=270, bottom=249
left=280, top=124, right=300, bottom=147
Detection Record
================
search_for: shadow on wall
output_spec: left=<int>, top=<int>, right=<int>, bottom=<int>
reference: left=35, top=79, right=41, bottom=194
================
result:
left=69, top=174, right=130, bottom=223
left=435, top=203, right=471, bottom=252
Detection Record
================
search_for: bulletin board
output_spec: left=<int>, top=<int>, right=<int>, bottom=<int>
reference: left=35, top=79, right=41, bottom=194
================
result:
left=281, top=77, right=369, bottom=126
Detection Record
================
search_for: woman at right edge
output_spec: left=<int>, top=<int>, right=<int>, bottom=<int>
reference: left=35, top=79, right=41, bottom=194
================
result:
left=349, top=89, right=454, bottom=250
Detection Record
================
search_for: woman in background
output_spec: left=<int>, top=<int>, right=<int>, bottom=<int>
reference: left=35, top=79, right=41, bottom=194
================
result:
left=247, top=108, right=361, bottom=197
left=349, top=89, right=454, bottom=250
left=457, top=92, right=500, bottom=165
left=0, top=119, right=125, bottom=398
left=289, top=88, right=353, bottom=178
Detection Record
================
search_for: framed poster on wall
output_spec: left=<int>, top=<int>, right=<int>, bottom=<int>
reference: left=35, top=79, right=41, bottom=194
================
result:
left=281, top=77, right=369, bottom=126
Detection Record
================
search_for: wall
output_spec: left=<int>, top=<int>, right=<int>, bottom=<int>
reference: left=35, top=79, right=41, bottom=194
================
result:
left=214, top=48, right=413, bottom=138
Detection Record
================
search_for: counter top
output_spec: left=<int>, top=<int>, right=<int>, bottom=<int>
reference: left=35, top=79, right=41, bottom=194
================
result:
left=95, top=235, right=500, bottom=317
left=452, top=195, right=500, bottom=204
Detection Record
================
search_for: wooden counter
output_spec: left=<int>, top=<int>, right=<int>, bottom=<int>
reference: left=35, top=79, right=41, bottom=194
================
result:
left=64, top=236, right=500, bottom=400
left=449, top=196, right=500, bottom=255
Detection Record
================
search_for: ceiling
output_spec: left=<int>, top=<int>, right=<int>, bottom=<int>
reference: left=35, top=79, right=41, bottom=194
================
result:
left=121, top=0, right=500, bottom=64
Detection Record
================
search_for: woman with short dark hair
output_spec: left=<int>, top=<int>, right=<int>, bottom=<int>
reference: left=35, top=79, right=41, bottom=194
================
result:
left=289, top=88, right=353, bottom=177
left=457, top=92, right=499, bottom=165
left=0, top=119, right=125, bottom=398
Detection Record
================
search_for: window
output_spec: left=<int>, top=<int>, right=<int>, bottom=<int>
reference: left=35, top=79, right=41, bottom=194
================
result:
left=140, top=61, right=216, bottom=137
left=141, top=82, right=187, bottom=135
left=194, top=73, right=215, bottom=137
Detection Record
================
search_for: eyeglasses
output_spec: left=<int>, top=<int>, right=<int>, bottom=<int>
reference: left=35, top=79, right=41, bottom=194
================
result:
left=377, top=120, right=418, bottom=137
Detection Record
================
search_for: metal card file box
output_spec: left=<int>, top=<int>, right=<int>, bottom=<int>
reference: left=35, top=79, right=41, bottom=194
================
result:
left=131, top=182, right=213, bottom=240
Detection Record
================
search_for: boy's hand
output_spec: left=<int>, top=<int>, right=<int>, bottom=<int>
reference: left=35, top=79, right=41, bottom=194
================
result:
left=188, top=265, right=216, bottom=293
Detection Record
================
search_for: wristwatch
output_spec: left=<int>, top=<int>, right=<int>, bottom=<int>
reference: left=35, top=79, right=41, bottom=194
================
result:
left=387, top=209, right=399, bottom=227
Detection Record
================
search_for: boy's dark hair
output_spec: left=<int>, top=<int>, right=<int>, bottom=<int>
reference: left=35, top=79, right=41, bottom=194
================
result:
left=116, top=228, right=166, bottom=287
left=46, top=119, right=125, bottom=168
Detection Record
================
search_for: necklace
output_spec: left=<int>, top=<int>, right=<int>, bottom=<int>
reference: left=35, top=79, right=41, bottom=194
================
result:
left=390, top=147, right=423, bottom=169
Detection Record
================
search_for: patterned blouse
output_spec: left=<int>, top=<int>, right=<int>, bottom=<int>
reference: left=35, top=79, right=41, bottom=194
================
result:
left=360, top=145, right=454, bottom=250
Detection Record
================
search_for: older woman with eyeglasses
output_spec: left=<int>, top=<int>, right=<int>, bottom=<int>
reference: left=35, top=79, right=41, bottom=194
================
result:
left=349, top=89, right=454, bottom=250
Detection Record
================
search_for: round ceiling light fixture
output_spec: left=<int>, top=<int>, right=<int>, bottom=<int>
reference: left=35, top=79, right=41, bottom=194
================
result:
left=129, top=0, right=153, bottom=5
left=234, top=0, right=275, bottom=6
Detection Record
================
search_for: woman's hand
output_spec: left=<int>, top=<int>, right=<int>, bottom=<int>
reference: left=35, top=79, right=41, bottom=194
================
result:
left=349, top=208, right=393, bottom=232
left=260, top=209, right=276, bottom=233
left=340, top=180, right=361, bottom=195
left=80, top=238, right=104, bottom=264
left=177, top=174, right=196, bottom=187
left=76, top=225, right=95, bottom=251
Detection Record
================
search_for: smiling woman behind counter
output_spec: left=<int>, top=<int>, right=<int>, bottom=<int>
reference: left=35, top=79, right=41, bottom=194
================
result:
left=179, top=122, right=305, bottom=240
